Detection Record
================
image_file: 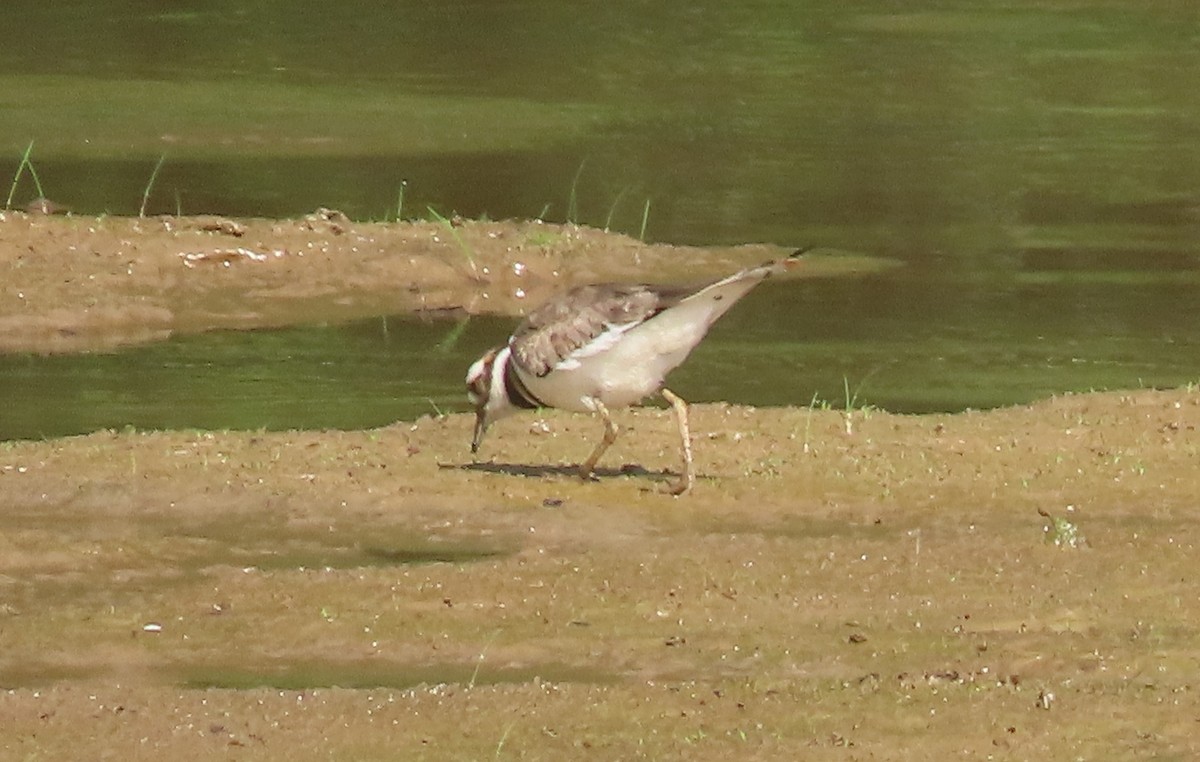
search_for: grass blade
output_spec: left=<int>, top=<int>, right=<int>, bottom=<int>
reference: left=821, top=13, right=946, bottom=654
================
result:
left=603, top=186, right=630, bottom=232
left=139, top=154, right=167, bottom=218
left=435, top=316, right=471, bottom=354
left=5, top=140, right=36, bottom=210
left=427, top=206, right=480, bottom=280
left=566, top=158, right=587, bottom=223
left=396, top=179, right=407, bottom=222
left=27, top=157, right=45, bottom=199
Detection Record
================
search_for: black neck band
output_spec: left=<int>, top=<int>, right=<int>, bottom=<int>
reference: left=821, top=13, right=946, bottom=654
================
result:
left=503, top=358, right=543, bottom=410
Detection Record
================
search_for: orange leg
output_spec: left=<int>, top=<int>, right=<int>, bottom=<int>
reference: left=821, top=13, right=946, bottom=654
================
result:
left=579, top=399, right=619, bottom=480
left=661, top=388, right=694, bottom=495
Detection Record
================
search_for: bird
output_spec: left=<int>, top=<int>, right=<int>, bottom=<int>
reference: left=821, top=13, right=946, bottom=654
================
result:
left=465, top=248, right=807, bottom=495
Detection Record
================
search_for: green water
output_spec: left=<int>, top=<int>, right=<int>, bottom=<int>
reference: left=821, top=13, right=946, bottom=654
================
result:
left=3, top=273, right=1198, bottom=440
left=1, top=2, right=1198, bottom=437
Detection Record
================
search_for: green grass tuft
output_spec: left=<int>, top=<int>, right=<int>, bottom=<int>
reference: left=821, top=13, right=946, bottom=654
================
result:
left=6, top=140, right=46, bottom=209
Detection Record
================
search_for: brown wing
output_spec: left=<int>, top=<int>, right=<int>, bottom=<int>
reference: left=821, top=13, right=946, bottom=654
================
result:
left=509, top=283, right=691, bottom=377
left=507, top=248, right=811, bottom=377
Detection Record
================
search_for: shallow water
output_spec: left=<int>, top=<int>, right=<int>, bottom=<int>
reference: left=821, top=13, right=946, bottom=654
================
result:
left=2, top=2, right=1199, bottom=437
left=4, top=270, right=1199, bottom=440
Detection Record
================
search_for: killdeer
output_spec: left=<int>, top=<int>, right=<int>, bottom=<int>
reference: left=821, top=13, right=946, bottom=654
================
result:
left=466, top=249, right=806, bottom=494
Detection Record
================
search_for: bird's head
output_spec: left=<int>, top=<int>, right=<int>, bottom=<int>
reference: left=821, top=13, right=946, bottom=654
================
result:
left=465, top=345, right=518, bottom=454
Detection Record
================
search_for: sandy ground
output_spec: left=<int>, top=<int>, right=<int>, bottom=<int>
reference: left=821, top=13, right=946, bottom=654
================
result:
left=2, top=211, right=1199, bottom=760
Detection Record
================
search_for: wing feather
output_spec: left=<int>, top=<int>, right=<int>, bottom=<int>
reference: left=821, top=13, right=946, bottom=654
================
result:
left=508, top=248, right=809, bottom=378
left=509, top=283, right=689, bottom=377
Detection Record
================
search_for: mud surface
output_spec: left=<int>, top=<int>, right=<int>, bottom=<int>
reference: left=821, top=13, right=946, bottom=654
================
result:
left=0, top=210, right=801, bottom=354
left=2, top=212, right=1199, bottom=759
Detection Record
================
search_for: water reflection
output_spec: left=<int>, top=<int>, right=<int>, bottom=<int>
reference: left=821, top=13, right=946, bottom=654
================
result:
left=3, top=2, right=1197, bottom=255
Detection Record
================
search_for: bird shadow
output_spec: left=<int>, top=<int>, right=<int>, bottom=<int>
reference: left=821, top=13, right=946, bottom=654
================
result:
left=442, top=460, right=673, bottom=483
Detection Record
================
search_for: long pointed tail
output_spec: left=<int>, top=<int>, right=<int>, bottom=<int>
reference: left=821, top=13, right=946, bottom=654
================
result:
left=724, top=245, right=814, bottom=287
left=776, top=246, right=813, bottom=270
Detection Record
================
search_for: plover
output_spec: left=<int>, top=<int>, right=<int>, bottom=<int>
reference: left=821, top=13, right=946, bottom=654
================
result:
left=466, top=248, right=806, bottom=494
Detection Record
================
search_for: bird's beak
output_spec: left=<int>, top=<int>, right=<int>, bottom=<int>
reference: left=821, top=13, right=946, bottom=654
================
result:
left=471, top=410, right=488, bottom=454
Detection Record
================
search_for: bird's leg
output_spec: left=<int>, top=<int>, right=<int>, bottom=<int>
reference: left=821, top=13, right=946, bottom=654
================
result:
left=579, top=399, right=618, bottom=481
left=661, top=388, right=694, bottom=495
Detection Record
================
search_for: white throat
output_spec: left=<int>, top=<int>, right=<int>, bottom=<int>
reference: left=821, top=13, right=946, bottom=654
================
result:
left=485, top=345, right=519, bottom=422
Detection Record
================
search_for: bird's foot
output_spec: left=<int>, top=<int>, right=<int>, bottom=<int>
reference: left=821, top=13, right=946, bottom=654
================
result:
left=662, top=474, right=694, bottom=496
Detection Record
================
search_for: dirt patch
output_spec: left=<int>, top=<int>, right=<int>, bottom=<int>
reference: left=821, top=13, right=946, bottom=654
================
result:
left=0, top=209, right=799, bottom=354
left=2, top=212, right=1199, bottom=759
